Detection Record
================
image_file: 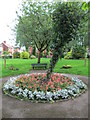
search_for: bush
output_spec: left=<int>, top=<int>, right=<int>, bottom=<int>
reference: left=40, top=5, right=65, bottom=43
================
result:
left=64, top=51, right=72, bottom=59
left=20, top=51, right=29, bottom=59
left=72, top=45, right=86, bottom=59
left=2, top=51, right=9, bottom=59
left=13, top=52, right=20, bottom=58
left=31, top=55, right=36, bottom=59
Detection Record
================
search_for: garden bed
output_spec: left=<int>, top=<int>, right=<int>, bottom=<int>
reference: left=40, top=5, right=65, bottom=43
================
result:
left=3, top=73, right=87, bottom=103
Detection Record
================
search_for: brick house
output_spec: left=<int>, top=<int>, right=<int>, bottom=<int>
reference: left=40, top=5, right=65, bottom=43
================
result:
left=2, top=41, right=14, bottom=55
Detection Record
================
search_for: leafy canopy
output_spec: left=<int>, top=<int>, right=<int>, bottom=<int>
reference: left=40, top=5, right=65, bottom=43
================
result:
left=47, top=2, right=85, bottom=79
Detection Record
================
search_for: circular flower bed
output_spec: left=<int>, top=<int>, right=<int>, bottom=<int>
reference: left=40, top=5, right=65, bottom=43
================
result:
left=3, top=73, right=87, bottom=103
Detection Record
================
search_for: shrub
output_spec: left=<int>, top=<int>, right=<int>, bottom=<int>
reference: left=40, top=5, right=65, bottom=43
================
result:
left=20, top=51, right=29, bottom=59
left=64, top=51, right=72, bottom=59
left=3, top=51, right=9, bottom=59
left=72, top=45, right=86, bottom=59
left=31, top=55, right=36, bottom=59
left=13, top=52, right=20, bottom=58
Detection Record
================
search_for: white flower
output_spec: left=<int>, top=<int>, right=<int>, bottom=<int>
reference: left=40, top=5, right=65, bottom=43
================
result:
left=11, top=90, right=16, bottom=94
left=22, top=92, right=27, bottom=98
left=46, top=92, right=53, bottom=101
left=24, top=88, right=29, bottom=94
left=29, top=94, right=34, bottom=100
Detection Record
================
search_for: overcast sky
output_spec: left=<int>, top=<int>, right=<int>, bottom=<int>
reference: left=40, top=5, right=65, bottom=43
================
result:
left=0, top=0, right=22, bottom=46
left=0, top=0, right=89, bottom=46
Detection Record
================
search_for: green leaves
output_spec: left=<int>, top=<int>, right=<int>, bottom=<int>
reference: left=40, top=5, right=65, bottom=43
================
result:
left=47, top=2, right=85, bottom=80
left=82, top=2, right=89, bottom=10
left=16, top=1, right=53, bottom=55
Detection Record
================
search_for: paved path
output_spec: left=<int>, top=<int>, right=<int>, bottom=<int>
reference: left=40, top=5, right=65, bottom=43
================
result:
left=0, top=70, right=89, bottom=118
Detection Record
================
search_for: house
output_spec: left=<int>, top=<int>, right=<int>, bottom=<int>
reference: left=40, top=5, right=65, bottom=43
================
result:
left=2, top=41, right=14, bottom=55
left=0, top=41, right=14, bottom=58
left=0, top=44, right=2, bottom=56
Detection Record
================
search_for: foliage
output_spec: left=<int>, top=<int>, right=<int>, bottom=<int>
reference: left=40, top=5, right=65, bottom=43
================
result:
left=20, top=51, right=29, bottom=59
left=32, top=46, right=36, bottom=56
left=64, top=51, right=72, bottom=59
left=47, top=2, right=85, bottom=80
left=3, top=73, right=87, bottom=102
left=16, top=1, right=53, bottom=63
left=3, top=51, right=9, bottom=59
left=75, top=2, right=88, bottom=47
left=72, top=45, right=86, bottom=59
left=31, top=55, right=36, bottom=59
left=3, top=51, right=9, bottom=55
left=13, top=52, right=20, bottom=58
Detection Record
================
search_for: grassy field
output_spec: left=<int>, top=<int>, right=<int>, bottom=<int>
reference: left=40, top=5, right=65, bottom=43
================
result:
left=0, top=58, right=89, bottom=77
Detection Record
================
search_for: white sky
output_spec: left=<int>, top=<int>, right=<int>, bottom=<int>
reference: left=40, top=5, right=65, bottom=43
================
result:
left=0, top=0, right=22, bottom=46
left=0, top=0, right=89, bottom=46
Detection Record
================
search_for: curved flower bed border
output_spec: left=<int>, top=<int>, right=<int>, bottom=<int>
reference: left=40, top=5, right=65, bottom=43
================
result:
left=3, top=73, right=88, bottom=103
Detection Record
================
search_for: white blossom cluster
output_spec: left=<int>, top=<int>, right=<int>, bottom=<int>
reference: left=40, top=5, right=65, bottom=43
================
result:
left=3, top=74, right=87, bottom=102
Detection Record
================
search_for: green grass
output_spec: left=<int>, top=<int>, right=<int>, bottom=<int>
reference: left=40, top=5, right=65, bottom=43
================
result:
left=1, top=58, right=89, bottom=77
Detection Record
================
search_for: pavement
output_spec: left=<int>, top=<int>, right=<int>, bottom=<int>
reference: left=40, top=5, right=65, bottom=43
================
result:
left=0, top=70, right=89, bottom=119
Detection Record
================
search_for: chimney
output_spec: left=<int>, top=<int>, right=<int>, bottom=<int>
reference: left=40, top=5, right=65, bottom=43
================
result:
left=4, top=41, right=6, bottom=43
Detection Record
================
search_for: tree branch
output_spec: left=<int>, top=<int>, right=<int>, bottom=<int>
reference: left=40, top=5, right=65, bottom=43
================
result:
left=41, top=38, right=51, bottom=52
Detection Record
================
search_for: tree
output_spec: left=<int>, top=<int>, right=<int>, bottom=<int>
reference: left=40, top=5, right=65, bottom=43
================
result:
left=16, top=16, right=32, bottom=51
left=47, top=2, right=85, bottom=80
left=72, top=44, right=86, bottom=59
left=16, top=1, right=53, bottom=63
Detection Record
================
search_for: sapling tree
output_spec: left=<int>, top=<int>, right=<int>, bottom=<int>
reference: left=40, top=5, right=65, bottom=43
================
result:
left=16, top=1, right=53, bottom=63
left=3, top=51, right=9, bottom=68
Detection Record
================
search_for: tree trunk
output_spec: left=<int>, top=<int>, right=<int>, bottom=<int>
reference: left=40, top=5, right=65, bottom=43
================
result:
left=4, top=57, right=6, bottom=68
left=47, top=52, right=59, bottom=80
left=38, top=51, right=41, bottom=63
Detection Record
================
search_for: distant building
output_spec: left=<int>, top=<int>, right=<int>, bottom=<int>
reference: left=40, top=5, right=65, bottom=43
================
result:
left=2, top=41, right=14, bottom=55
left=0, top=44, right=2, bottom=56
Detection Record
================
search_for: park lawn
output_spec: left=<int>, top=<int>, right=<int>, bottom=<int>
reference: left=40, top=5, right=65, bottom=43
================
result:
left=1, top=58, right=89, bottom=77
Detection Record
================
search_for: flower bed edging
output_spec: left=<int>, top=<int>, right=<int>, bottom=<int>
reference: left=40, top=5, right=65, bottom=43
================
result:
left=2, top=73, right=88, bottom=103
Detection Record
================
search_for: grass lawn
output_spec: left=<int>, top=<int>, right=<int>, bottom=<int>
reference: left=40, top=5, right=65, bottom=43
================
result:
left=1, top=58, right=89, bottom=77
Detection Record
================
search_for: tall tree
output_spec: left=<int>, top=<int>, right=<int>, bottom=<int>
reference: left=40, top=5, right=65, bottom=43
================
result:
left=16, top=1, right=53, bottom=63
left=47, top=2, right=85, bottom=80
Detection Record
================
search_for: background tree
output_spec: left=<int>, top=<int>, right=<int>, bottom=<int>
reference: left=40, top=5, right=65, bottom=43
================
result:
left=16, top=1, right=53, bottom=63
left=47, top=2, right=86, bottom=80
left=16, top=16, right=32, bottom=51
